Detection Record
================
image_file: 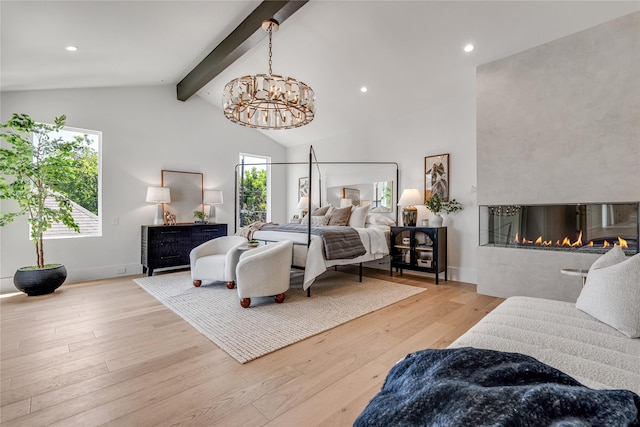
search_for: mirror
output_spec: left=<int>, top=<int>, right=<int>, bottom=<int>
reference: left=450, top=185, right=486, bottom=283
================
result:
left=327, top=181, right=393, bottom=211
left=161, top=170, right=203, bottom=224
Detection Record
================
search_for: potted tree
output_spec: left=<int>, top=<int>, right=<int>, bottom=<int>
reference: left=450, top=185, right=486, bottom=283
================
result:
left=0, top=113, right=91, bottom=296
left=424, top=193, right=463, bottom=227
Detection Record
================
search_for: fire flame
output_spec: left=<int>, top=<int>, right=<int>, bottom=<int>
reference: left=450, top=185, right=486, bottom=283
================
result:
left=512, top=231, right=629, bottom=249
left=618, top=237, right=628, bottom=248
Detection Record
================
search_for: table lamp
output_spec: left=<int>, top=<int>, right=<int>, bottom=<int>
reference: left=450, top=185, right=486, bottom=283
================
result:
left=397, top=188, right=422, bottom=227
left=297, top=196, right=310, bottom=216
left=146, top=186, right=171, bottom=225
left=203, top=190, right=223, bottom=223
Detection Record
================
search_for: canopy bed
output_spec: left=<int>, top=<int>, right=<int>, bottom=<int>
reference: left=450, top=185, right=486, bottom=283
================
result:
left=234, top=146, right=399, bottom=293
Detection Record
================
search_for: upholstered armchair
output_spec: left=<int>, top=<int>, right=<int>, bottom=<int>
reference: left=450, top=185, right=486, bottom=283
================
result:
left=190, top=236, right=247, bottom=288
left=236, top=240, right=293, bottom=308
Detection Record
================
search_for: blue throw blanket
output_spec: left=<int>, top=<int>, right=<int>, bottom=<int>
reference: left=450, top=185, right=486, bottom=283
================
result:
left=355, top=347, right=640, bottom=426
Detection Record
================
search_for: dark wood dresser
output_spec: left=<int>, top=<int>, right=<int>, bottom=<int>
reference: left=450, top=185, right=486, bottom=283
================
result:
left=141, top=223, right=227, bottom=276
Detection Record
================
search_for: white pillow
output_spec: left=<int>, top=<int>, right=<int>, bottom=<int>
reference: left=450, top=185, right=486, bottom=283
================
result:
left=366, top=213, right=395, bottom=226
left=348, top=205, right=371, bottom=228
left=576, top=247, right=640, bottom=338
left=587, top=245, right=627, bottom=272
left=301, top=205, right=334, bottom=224
left=310, top=215, right=329, bottom=226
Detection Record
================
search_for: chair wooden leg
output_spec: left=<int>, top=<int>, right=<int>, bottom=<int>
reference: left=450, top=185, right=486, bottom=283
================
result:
left=275, top=293, right=286, bottom=304
left=240, top=298, right=251, bottom=308
left=193, top=280, right=202, bottom=287
left=226, top=281, right=235, bottom=289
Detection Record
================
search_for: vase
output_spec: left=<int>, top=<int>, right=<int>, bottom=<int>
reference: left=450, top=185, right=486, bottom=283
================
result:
left=14, top=264, right=67, bottom=296
left=430, top=214, right=443, bottom=228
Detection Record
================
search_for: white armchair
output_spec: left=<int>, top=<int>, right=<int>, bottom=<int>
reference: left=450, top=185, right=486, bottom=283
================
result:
left=190, top=236, right=247, bottom=288
left=236, top=240, right=293, bottom=308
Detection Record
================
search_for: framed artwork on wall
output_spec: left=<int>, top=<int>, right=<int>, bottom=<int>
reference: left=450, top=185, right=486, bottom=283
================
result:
left=424, top=153, right=449, bottom=201
left=298, top=177, right=309, bottom=198
left=162, top=170, right=203, bottom=224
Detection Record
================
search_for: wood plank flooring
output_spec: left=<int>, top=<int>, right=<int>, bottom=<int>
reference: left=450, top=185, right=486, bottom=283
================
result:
left=1, top=266, right=503, bottom=426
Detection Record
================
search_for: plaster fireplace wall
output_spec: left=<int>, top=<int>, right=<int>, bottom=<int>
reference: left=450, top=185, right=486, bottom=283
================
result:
left=477, top=12, right=640, bottom=301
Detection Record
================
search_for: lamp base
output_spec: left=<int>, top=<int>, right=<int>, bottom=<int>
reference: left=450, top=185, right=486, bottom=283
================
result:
left=402, top=206, right=418, bottom=227
left=154, top=204, right=164, bottom=225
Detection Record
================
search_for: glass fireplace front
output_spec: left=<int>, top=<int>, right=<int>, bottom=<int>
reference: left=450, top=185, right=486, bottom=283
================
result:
left=479, top=203, right=639, bottom=255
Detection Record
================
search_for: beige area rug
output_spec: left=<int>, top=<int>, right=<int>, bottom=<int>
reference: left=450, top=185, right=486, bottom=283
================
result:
left=134, top=270, right=425, bottom=363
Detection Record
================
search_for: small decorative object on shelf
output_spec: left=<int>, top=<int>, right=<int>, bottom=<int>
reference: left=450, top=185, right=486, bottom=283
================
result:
left=193, top=210, right=208, bottom=224
left=424, top=193, right=463, bottom=227
left=164, top=211, right=177, bottom=225
left=247, top=240, right=260, bottom=248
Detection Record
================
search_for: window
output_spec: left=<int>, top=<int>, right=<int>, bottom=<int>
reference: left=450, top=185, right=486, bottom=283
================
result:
left=238, top=153, right=270, bottom=227
left=43, top=126, right=101, bottom=239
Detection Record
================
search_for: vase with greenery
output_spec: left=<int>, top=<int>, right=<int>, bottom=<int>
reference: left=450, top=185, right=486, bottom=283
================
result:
left=193, top=210, right=208, bottom=224
left=0, top=113, right=91, bottom=295
left=424, top=193, right=464, bottom=227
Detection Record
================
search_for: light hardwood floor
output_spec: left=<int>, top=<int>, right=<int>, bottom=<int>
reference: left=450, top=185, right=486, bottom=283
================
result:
left=1, top=266, right=503, bottom=426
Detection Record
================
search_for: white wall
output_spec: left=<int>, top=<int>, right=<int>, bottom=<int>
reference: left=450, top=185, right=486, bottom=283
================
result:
left=287, top=85, right=479, bottom=284
left=0, top=85, right=286, bottom=293
left=477, top=12, right=640, bottom=301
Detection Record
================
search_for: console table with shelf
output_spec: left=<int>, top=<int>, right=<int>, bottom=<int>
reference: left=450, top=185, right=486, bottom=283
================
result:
left=390, top=226, right=447, bottom=284
left=141, top=223, right=227, bottom=276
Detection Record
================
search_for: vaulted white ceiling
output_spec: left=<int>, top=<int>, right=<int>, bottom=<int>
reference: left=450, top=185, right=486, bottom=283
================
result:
left=2, top=1, right=638, bottom=147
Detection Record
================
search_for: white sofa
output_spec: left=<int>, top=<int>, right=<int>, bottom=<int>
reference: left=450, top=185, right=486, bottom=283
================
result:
left=450, top=247, right=640, bottom=394
left=449, top=295, right=640, bottom=394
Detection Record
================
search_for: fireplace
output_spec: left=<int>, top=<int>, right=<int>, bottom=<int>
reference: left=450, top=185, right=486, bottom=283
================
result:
left=480, top=203, right=639, bottom=255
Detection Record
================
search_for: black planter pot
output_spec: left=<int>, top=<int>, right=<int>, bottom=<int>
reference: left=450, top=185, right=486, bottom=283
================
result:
left=14, top=264, right=67, bottom=296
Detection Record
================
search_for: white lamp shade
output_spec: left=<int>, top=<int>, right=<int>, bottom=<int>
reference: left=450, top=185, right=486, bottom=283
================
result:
left=340, top=198, right=353, bottom=208
left=203, top=190, right=223, bottom=204
left=296, top=197, right=310, bottom=210
left=398, top=188, right=422, bottom=206
left=146, top=186, right=171, bottom=203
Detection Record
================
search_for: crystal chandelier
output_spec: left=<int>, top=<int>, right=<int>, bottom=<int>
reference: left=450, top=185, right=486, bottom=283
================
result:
left=222, top=19, right=315, bottom=130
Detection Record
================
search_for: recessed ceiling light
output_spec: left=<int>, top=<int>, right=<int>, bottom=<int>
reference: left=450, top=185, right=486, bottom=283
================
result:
left=65, top=46, right=79, bottom=52
left=360, top=87, right=368, bottom=93
left=464, top=44, right=474, bottom=53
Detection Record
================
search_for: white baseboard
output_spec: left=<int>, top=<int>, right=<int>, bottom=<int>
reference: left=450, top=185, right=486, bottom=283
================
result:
left=1, top=262, right=144, bottom=294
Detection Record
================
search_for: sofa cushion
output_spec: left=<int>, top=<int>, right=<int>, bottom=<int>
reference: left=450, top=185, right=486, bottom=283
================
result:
left=576, top=247, right=640, bottom=338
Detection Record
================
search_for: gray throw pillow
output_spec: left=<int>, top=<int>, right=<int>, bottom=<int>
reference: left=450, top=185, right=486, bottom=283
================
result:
left=328, top=206, right=352, bottom=226
left=576, top=247, right=640, bottom=338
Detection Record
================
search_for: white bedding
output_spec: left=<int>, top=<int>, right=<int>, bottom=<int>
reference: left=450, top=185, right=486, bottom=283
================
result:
left=251, top=227, right=389, bottom=290
left=449, top=296, right=640, bottom=394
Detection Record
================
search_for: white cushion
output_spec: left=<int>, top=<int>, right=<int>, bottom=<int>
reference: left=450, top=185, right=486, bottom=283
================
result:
left=366, top=213, right=395, bottom=226
left=301, top=205, right=334, bottom=224
left=348, top=205, right=371, bottom=228
left=310, top=215, right=329, bottom=226
left=576, top=247, right=640, bottom=338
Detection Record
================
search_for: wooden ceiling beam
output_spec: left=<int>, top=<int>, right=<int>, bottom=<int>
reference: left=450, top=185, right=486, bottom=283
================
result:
left=177, top=0, right=308, bottom=101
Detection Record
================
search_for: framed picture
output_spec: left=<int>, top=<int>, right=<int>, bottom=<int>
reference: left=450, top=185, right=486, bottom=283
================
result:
left=343, top=188, right=360, bottom=206
left=161, top=170, right=204, bottom=224
left=424, top=154, right=449, bottom=201
left=298, top=177, right=309, bottom=198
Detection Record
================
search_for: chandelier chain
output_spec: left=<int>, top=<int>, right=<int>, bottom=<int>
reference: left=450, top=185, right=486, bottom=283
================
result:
left=268, top=23, right=273, bottom=76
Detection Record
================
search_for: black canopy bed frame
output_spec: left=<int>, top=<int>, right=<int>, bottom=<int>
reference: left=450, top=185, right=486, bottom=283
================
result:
left=234, top=146, right=399, bottom=296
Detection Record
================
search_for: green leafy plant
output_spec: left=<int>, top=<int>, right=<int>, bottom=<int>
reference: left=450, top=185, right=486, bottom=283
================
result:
left=424, top=193, right=464, bottom=215
left=193, top=210, right=207, bottom=221
left=0, top=113, right=92, bottom=268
